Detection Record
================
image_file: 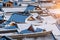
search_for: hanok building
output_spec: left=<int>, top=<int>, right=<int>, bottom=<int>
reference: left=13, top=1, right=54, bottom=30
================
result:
left=0, top=0, right=2, bottom=2
left=2, top=0, right=18, bottom=7
left=3, top=1, right=13, bottom=7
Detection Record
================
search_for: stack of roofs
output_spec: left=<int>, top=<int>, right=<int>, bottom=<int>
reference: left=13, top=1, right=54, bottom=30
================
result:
left=0, top=0, right=37, bottom=7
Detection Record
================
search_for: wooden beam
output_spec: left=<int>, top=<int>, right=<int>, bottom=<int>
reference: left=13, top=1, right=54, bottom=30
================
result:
left=0, top=29, right=17, bottom=33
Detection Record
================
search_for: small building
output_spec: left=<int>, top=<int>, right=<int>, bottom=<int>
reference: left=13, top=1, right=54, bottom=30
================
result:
left=3, top=1, right=13, bottom=7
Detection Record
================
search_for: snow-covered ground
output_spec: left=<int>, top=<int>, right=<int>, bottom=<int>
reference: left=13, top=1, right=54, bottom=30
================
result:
left=40, top=3, right=54, bottom=8
left=49, top=9, right=60, bottom=14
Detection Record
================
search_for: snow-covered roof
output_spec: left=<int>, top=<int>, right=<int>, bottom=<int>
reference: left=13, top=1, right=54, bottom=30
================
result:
left=25, top=13, right=42, bottom=23
left=42, top=16, right=56, bottom=24
left=4, top=13, right=29, bottom=25
left=10, top=0, right=18, bottom=2
left=40, top=3, right=54, bottom=7
left=17, top=23, right=31, bottom=33
left=2, top=6, right=27, bottom=12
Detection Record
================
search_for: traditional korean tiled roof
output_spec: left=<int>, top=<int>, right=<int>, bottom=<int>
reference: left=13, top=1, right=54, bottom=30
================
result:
left=20, top=24, right=44, bottom=34
left=1, top=36, right=12, bottom=40
left=4, top=13, right=29, bottom=25
left=25, top=5, right=35, bottom=12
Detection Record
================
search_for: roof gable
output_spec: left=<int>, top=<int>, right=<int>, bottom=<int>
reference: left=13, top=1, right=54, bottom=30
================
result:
left=28, top=16, right=35, bottom=21
left=28, top=25, right=34, bottom=32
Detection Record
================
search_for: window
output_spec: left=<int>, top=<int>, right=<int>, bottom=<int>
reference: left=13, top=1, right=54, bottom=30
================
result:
left=6, top=2, right=12, bottom=7
left=15, top=2, right=17, bottom=5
